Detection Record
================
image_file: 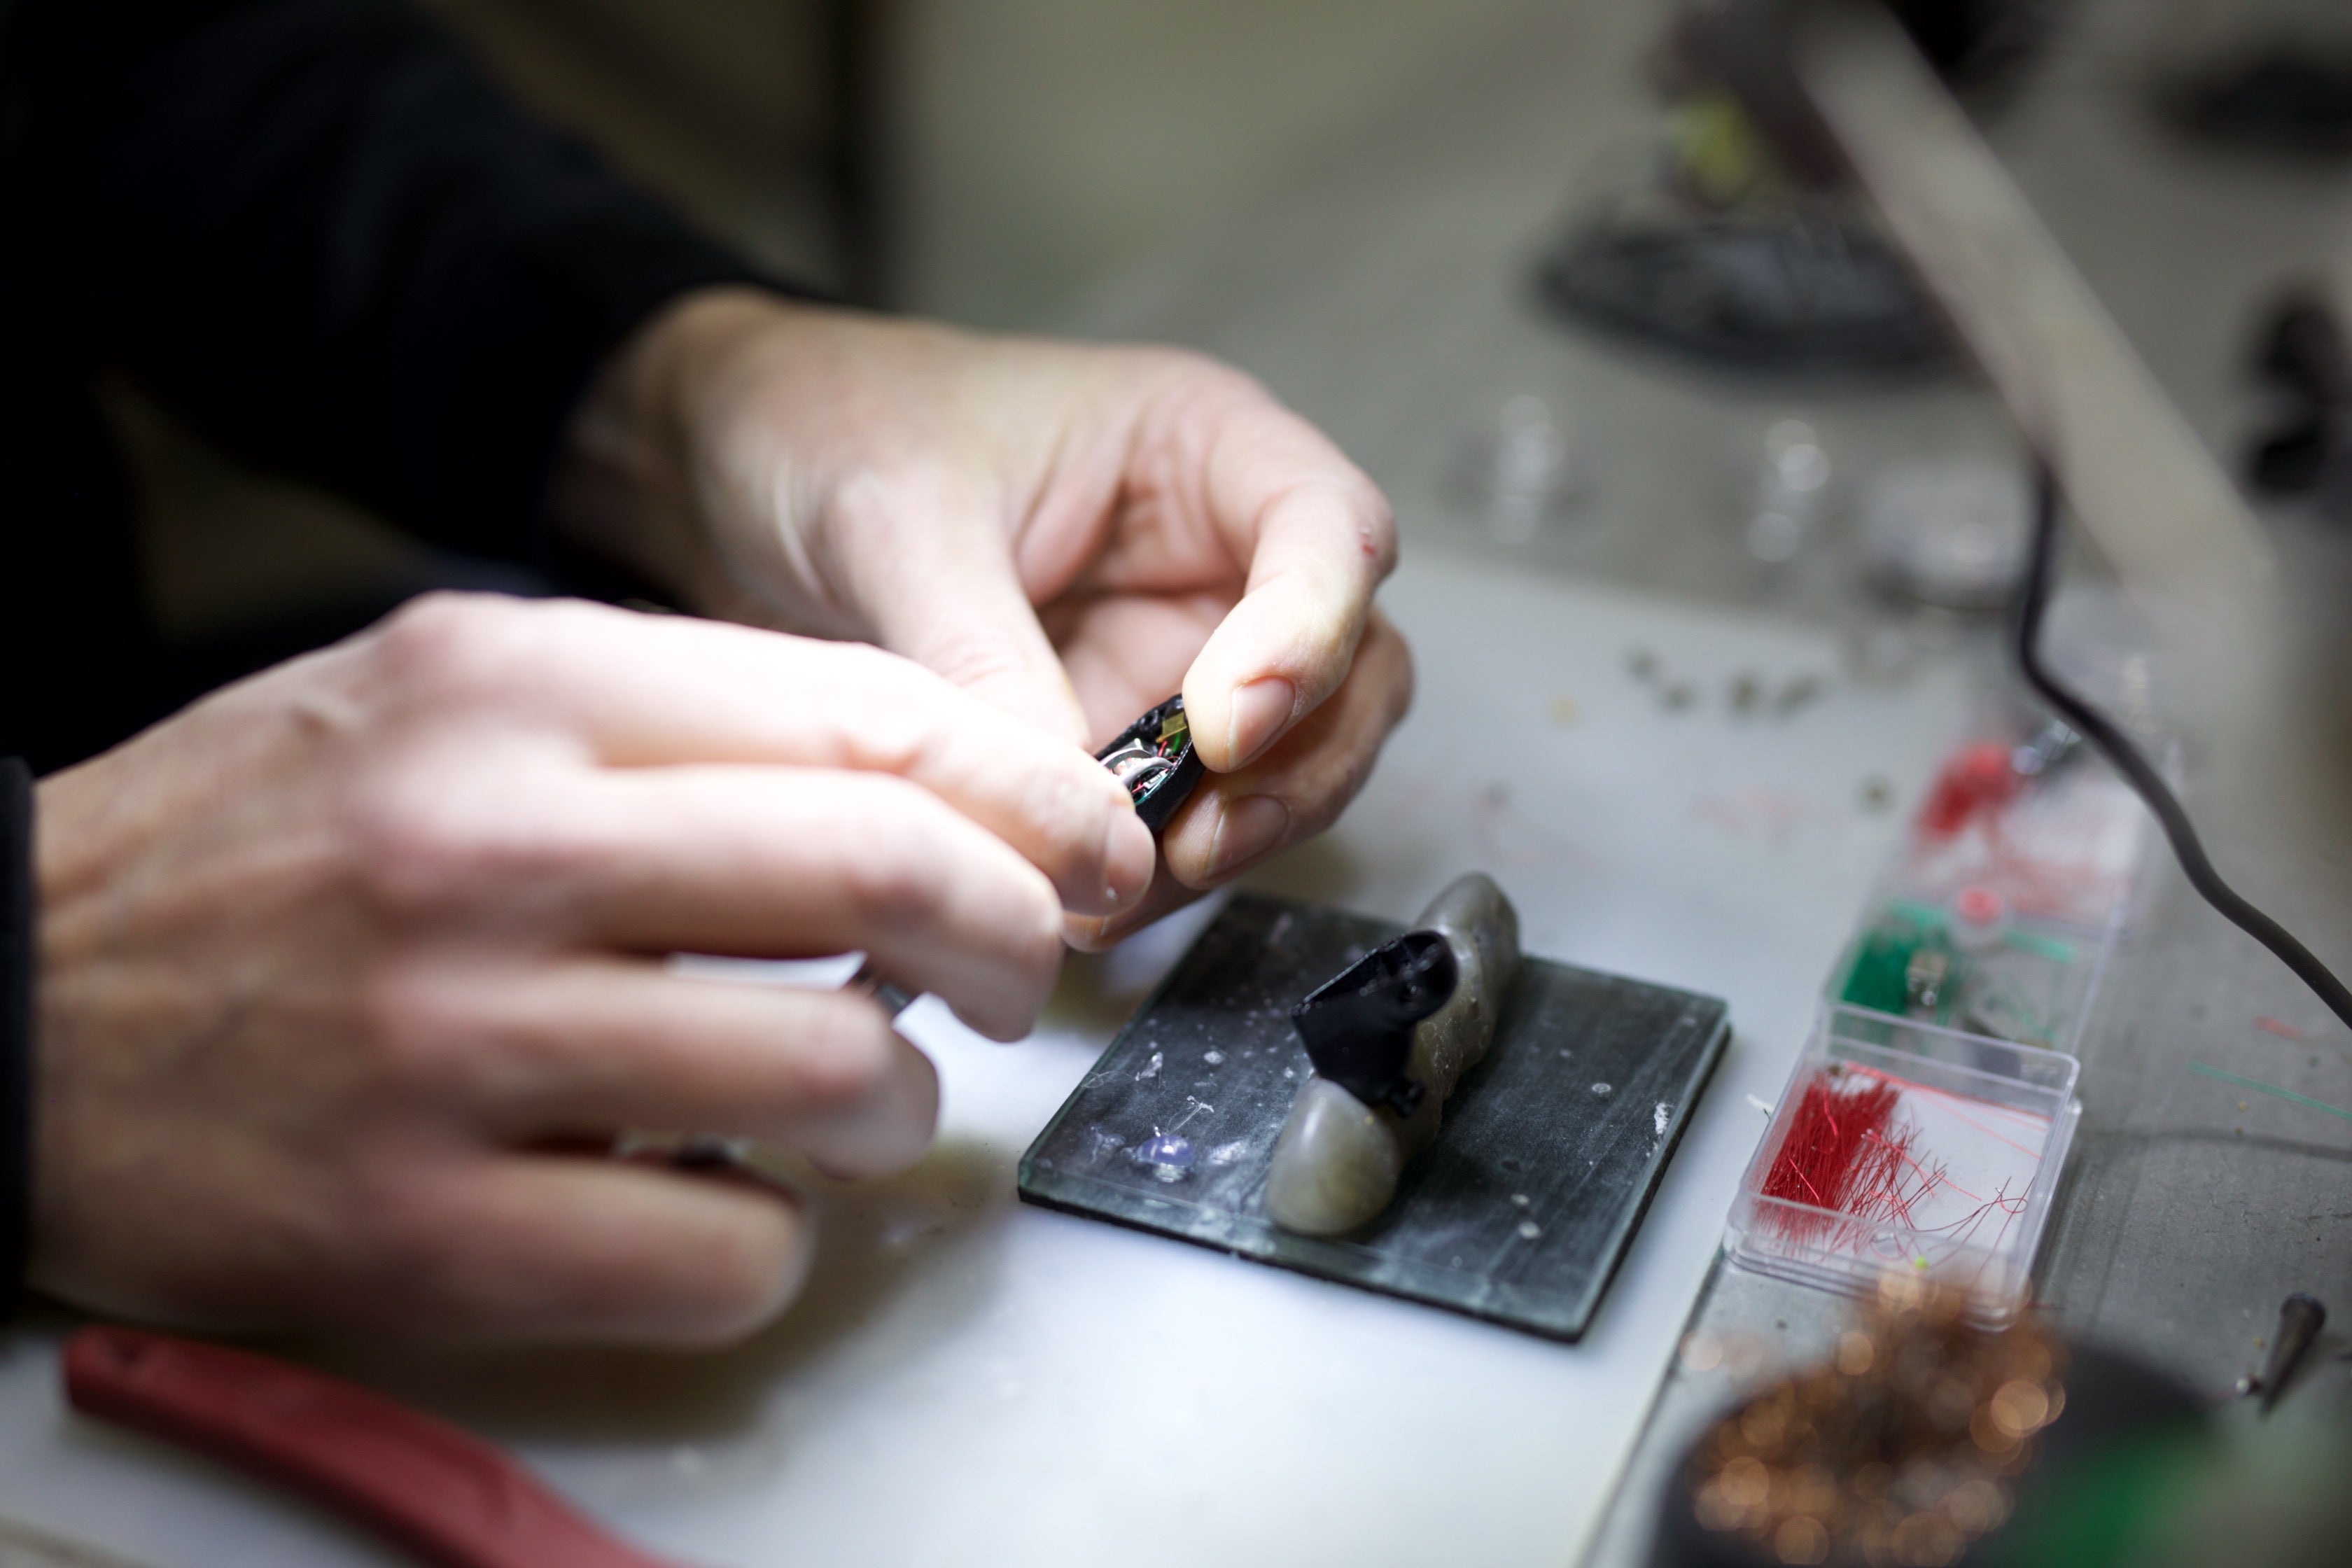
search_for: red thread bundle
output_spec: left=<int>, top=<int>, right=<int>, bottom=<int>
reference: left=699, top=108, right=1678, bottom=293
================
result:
left=1760, top=1068, right=1918, bottom=1245
left=1917, top=741, right=2019, bottom=839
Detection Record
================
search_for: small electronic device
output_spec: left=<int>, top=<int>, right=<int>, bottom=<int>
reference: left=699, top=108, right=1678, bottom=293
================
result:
left=842, top=696, right=1209, bottom=1026
left=1095, top=694, right=1205, bottom=834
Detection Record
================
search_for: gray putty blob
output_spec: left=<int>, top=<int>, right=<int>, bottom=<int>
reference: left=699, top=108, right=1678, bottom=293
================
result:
left=1262, top=873, right=1520, bottom=1236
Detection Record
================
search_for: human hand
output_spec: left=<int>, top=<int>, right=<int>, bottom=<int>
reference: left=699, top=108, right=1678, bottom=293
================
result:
left=32, top=594, right=1153, bottom=1344
left=561, top=289, right=1413, bottom=945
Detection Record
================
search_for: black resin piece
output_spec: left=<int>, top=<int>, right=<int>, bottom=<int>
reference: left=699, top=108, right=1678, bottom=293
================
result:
left=1096, top=694, right=1205, bottom=834
left=1017, top=894, right=1730, bottom=1341
left=1289, top=930, right=1457, bottom=1117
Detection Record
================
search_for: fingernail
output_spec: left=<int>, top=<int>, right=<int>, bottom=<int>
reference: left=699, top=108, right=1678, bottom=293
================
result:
left=1226, top=677, right=1295, bottom=769
left=1102, top=807, right=1156, bottom=908
left=1208, top=794, right=1290, bottom=881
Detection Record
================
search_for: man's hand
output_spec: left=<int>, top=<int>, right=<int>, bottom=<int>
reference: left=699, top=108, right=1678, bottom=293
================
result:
left=561, top=289, right=1414, bottom=945
left=32, top=595, right=1153, bottom=1344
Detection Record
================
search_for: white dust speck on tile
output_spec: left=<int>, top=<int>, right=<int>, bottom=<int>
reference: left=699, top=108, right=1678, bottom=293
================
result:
left=1206, top=1140, right=1249, bottom=1166
left=1590, top=1082, right=1613, bottom=1098
left=1654, top=1101, right=1671, bottom=1137
left=1511, top=1193, right=1531, bottom=1208
left=1203, top=1050, right=1226, bottom=1065
left=1136, top=1051, right=1163, bottom=1081
left=1517, top=1220, right=1541, bottom=1240
left=1283, top=1067, right=1296, bottom=1079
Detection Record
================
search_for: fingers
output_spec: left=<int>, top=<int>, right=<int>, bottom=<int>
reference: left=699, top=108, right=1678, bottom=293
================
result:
left=827, top=473, right=1098, bottom=747
left=547, top=766, right=1070, bottom=1041
left=1042, top=587, right=1233, bottom=748
left=1071, top=608, right=1413, bottom=949
left=1172, top=382, right=1397, bottom=773
left=365, top=1156, right=815, bottom=1345
left=394, top=960, right=938, bottom=1177
left=364, top=596, right=1153, bottom=917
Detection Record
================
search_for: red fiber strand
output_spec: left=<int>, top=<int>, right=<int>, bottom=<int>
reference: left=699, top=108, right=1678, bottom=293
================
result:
left=1843, top=1065, right=2046, bottom=1160
left=1759, top=1067, right=2035, bottom=1268
left=1760, top=1070, right=1914, bottom=1245
left=2256, top=1016, right=2306, bottom=1042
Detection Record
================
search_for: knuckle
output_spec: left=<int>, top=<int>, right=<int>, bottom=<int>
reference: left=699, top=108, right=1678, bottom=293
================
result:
left=827, top=647, right=936, bottom=771
left=909, top=626, right=1030, bottom=698
left=1150, top=346, right=1261, bottom=402
left=350, top=962, right=463, bottom=1089
left=1018, top=760, right=1106, bottom=867
left=342, top=773, right=582, bottom=923
left=340, top=1169, right=463, bottom=1303
left=834, top=797, right=951, bottom=927
left=370, top=593, right=529, bottom=702
left=344, top=783, right=497, bottom=918
left=788, top=1003, right=895, bottom=1113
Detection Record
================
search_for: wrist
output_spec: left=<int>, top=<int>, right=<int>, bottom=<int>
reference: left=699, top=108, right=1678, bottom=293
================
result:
left=550, top=285, right=841, bottom=624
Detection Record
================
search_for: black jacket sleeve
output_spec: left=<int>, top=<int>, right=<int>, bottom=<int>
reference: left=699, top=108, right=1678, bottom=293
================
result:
left=0, top=757, right=30, bottom=1320
left=9, top=0, right=770, bottom=562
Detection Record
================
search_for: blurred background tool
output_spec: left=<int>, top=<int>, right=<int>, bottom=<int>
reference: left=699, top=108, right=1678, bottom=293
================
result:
left=1649, top=1278, right=2211, bottom=1568
left=1536, top=1, right=2066, bottom=379
left=1679, top=0, right=2276, bottom=705
left=62, top=1327, right=687, bottom=1568
left=2253, top=1294, right=2327, bottom=1414
left=1681, top=0, right=2352, bottom=1026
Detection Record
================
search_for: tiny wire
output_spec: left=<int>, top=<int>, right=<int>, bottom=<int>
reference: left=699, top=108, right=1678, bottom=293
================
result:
left=2017, top=465, right=2352, bottom=1036
left=2188, top=1063, right=2352, bottom=1125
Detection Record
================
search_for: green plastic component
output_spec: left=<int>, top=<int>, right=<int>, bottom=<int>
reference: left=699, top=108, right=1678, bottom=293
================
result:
left=1841, top=927, right=1920, bottom=1014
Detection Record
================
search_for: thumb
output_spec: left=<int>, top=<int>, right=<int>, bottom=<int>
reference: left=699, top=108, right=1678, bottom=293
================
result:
left=840, top=493, right=1091, bottom=747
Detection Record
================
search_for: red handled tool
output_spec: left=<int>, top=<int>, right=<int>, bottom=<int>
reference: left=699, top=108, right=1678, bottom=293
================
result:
left=64, top=1326, right=690, bottom=1568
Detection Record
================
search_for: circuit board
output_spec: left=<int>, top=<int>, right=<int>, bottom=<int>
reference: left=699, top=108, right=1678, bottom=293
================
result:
left=1836, top=899, right=2101, bottom=1052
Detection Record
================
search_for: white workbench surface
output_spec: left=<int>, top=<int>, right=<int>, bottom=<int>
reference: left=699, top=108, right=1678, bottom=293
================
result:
left=0, top=551, right=1967, bottom=1568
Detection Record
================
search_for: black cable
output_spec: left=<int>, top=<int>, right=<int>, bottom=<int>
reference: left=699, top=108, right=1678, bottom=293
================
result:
left=2016, top=465, right=2352, bottom=1034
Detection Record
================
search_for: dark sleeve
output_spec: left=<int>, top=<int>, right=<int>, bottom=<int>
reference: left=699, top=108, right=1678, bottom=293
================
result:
left=0, top=757, right=30, bottom=1320
left=13, top=0, right=772, bottom=562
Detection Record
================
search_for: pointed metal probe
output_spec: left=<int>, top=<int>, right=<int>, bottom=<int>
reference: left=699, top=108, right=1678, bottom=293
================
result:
left=2255, top=1293, right=2327, bottom=1413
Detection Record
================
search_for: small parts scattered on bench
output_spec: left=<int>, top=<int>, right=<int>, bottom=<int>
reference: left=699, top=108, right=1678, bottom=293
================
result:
left=1096, top=694, right=1205, bottom=834
left=1266, top=874, right=1522, bottom=1237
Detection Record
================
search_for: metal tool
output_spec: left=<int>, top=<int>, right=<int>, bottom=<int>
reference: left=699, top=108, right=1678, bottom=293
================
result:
left=2254, top=1293, right=2328, bottom=1413
left=847, top=954, right=916, bottom=1017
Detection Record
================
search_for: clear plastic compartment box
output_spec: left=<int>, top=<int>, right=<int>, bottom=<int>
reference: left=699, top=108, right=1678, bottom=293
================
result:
left=1725, top=1008, right=2082, bottom=1325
